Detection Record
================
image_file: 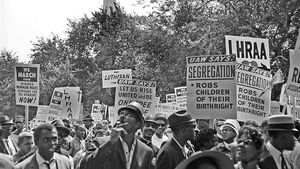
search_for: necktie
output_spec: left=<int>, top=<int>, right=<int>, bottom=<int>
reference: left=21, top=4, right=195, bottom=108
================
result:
left=281, top=153, right=288, bottom=169
left=5, top=140, right=13, bottom=155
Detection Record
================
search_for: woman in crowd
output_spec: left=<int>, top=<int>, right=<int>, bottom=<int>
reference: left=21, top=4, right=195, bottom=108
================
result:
left=235, top=125, right=264, bottom=169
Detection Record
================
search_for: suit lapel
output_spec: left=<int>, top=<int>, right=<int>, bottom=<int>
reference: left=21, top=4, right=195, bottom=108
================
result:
left=130, top=140, right=141, bottom=169
left=116, top=139, right=127, bottom=168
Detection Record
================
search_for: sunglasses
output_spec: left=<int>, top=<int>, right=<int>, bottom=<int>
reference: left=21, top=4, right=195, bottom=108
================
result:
left=237, top=139, right=253, bottom=145
left=157, top=123, right=166, bottom=127
left=145, top=123, right=157, bottom=128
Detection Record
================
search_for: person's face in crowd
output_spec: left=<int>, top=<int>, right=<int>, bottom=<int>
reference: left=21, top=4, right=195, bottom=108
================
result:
left=142, top=121, right=157, bottom=139
left=14, top=118, right=25, bottom=131
left=155, top=119, right=167, bottom=135
left=236, top=134, right=259, bottom=162
left=1, top=124, right=13, bottom=137
left=85, top=137, right=94, bottom=150
left=57, top=130, right=68, bottom=147
left=183, top=123, right=196, bottom=141
left=165, top=128, right=173, bottom=140
left=76, top=126, right=86, bottom=139
left=19, top=137, right=33, bottom=155
left=260, top=127, right=269, bottom=143
left=84, top=120, right=93, bottom=129
left=36, top=128, right=58, bottom=161
left=214, top=120, right=224, bottom=136
left=197, top=119, right=209, bottom=130
left=118, top=109, right=141, bottom=134
left=222, top=126, right=236, bottom=141
left=204, top=134, right=218, bottom=150
left=278, top=130, right=296, bottom=151
left=102, top=120, right=109, bottom=130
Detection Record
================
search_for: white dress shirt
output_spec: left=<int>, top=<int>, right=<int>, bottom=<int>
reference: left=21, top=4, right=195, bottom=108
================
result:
left=120, top=137, right=136, bottom=169
left=36, top=151, right=57, bottom=169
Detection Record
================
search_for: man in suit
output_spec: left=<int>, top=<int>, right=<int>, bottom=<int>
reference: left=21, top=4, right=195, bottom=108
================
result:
left=258, top=115, right=297, bottom=169
left=15, top=123, right=72, bottom=169
left=0, top=115, right=17, bottom=155
left=80, top=101, right=154, bottom=169
left=155, top=110, right=196, bottom=169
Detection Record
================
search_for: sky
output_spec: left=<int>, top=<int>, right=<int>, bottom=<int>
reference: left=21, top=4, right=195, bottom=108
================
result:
left=1, top=0, right=153, bottom=63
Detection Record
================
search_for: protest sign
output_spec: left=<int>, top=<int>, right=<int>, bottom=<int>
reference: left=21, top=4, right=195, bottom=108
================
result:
left=108, top=106, right=118, bottom=125
left=91, top=103, right=107, bottom=122
left=270, top=101, right=281, bottom=116
left=48, top=89, right=63, bottom=122
left=15, top=64, right=40, bottom=106
left=174, top=86, right=187, bottom=108
left=286, top=31, right=300, bottom=97
left=187, top=55, right=237, bottom=119
left=279, top=84, right=288, bottom=105
left=225, top=35, right=270, bottom=69
left=56, top=87, right=82, bottom=120
left=166, top=93, right=176, bottom=103
left=33, top=105, right=49, bottom=127
left=295, top=97, right=300, bottom=108
left=236, top=63, right=271, bottom=124
left=102, top=69, right=132, bottom=88
left=154, top=103, right=184, bottom=117
left=114, top=79, right=156, bottom=115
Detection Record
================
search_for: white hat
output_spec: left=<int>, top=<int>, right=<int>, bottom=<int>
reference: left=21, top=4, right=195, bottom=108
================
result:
left=221, top=119, right=240, bottom=137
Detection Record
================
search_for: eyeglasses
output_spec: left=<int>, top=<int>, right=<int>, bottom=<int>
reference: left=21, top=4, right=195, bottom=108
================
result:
left=237, top=139, right=253, bottom=145
left=41, top=137, right=58, bottom=143
left=157, top=123, right=166, bottom=127
left=145, top=123, right=157, bottom=128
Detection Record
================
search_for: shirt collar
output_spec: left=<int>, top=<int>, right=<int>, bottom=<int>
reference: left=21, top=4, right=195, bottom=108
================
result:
left=266, top=141, right=281, bottom=158
left=36, top=150, right=56, bottom=166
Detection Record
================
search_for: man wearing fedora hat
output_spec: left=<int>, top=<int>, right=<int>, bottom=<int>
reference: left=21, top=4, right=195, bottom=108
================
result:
left=0, top=115, right=17, bottom=155
left=258, top=115, right=297, bottom=169
left=80, top=101, right=154, bottom=169
left=156, top=110, right=196, bottom=169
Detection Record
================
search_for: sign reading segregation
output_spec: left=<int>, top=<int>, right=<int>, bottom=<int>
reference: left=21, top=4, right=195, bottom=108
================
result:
left=186, top=55, right=237, bottom=119
left=236, top=63, right=271, bottom=124
left=15, top=64, right=40, bottom=106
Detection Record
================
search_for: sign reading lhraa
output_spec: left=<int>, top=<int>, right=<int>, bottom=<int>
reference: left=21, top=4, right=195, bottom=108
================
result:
left=225, top=35, right=270, bottom=69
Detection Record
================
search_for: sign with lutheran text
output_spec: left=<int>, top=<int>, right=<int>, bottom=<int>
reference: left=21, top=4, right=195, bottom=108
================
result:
left=15, top=64, right=40, bottom=106
left=187, top=55, right=237, bottom=119
left=102, top=69, right=132, bottom=88
left=236, top=63, right=271, bottom=124
left=115, top=79, right=156, bottom=115
left=225, top=35, right=270, bottom=69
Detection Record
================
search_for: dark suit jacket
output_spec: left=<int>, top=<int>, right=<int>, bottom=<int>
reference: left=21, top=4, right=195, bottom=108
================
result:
left=139, top=137, right=160, bottom=157
left=257, top=145, right=279, bottom=169
left=15, top=152, right=71, bottom=169
left=0, top=140, right=9, bottom=155
left=155, top=138, right=186, bottom=169
left=80, top=138, right=154, bottom=169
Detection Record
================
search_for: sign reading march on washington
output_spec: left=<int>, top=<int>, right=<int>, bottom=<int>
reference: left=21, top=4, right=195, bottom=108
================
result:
left=236, top=63, right=271, bottom=124
left=225, top=35, right=270, bottom=69
left=15, top=64, right=40, bottom=106
left=286, top=30, right=300, bottom=98
left=102, top=69, right=132, bottom=88
left=115, top=79, right=156, bottom=115
left=187, top=55, right=237, bottom=119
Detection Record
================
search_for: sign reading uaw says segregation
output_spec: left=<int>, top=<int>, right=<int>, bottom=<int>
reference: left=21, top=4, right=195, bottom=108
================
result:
left=236, top=63, right=271, bottom=123
left=187, top=55, right=237, bottom=119
left=115, top=79, right=156, bottom=115
left=15, top=64, right=40, bottom=106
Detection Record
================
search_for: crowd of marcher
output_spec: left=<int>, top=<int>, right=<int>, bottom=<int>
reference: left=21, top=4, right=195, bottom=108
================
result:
left=1, top=101, right=300, bottom=169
